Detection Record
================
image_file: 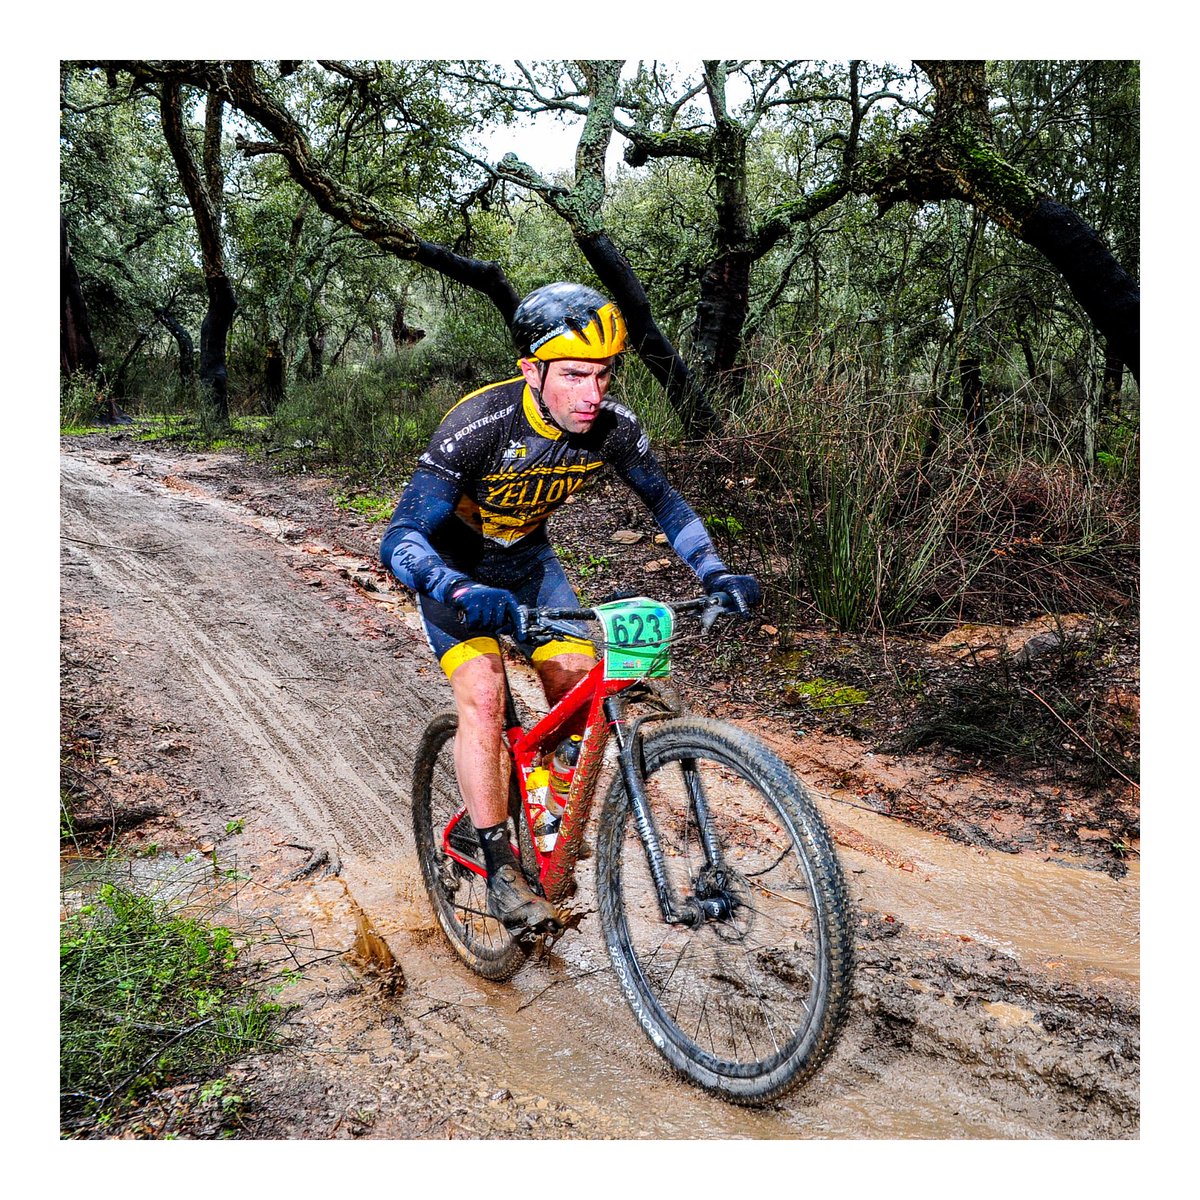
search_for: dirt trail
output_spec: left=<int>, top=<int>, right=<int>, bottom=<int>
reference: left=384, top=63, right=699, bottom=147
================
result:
left=59, top=437, right=1139, bottom=1138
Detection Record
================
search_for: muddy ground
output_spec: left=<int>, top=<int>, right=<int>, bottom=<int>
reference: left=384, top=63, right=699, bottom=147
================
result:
left=59, top=432, right=1139, bottom=1140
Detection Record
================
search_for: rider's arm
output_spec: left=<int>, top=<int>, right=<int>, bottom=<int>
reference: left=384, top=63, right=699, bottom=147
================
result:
left=379, top=470, right=473, bottom=602
left=614, top=453, right=730, bottom=589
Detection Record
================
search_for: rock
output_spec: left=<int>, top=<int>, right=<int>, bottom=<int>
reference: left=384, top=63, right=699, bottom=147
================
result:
left=930, top=614, right=1093, bottom=664
left=611, top=530, right=644, bottom=544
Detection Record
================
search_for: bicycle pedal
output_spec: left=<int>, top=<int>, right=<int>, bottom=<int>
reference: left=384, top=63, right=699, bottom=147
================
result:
left=517, top=914, right=563, bottom=949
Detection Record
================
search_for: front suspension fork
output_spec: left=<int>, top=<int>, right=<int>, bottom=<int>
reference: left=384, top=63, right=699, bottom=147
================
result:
left=605, top=697, right=725, bottom=927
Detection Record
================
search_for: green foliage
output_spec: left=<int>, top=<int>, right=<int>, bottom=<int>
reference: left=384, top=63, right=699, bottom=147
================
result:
left=60, top=374, right=105, bottom=433
left=59, top=61, right=1138, bottom=635
left=60, top=867, right=286, bottom=1131
left=702, top=513, right=744, bottom=541
left=784, top=678, right=869, bottom=711
left=266, top=358, right=452, bottom=475
left=556, top=546, right=611, bottom=580
left=334, top=492, right=395, bottom=522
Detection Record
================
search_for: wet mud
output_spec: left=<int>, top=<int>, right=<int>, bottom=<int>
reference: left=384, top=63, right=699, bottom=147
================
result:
left=59, top=436, right=1139, bottom=1139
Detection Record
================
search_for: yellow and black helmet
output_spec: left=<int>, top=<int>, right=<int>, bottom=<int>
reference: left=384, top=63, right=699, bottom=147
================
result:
left=513, top=282, right=628, bottom=361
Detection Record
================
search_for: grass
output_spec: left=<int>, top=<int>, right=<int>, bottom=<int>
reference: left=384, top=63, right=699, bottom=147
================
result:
left=334, top=491, right=396, bottom=522
left=674, top=341, right=1138, bottom=635
left=60, top=859, right=288, bottom=1133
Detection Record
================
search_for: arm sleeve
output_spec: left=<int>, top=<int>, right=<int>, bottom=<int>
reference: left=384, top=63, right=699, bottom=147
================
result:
left=379, top=470, right=472, bottom=602
left=614, top=452, right=729, bottom=587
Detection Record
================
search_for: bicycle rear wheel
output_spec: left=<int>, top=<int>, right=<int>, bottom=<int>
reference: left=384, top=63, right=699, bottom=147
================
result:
left=411, top=710, right=527, bottom=981
left=596, top=718, right=854, bottom=1104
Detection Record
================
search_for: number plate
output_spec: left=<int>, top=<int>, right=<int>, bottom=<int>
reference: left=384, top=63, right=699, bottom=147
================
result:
left=595, top=598, right=674, bottom=680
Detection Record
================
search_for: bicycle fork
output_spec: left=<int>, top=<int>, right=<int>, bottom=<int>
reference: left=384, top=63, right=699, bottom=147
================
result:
left=605, top=697, right=730, bottom=928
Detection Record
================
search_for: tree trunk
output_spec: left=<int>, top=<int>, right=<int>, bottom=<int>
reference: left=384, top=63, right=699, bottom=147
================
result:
left=60, top=215, right=100, bottom=377
left=576, top=230, right=720, bottom=437
left=959, top=354, right=989, bottom=445
left=306, top=318, right=325, bottom=380
left=689, top=64, right=754, bottom=404
left=160, top=82, right=237, bottom=427
left=198, top=276, right=236, bottom=423
left=263, top=336, right=285, bottom=412
left=153, top=307, right=195, bottom=381
left=693, top=251, right=754, bottom=403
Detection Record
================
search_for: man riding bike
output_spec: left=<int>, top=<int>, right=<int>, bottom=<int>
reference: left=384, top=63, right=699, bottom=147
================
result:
left=381, top=282, right=760, bottom=936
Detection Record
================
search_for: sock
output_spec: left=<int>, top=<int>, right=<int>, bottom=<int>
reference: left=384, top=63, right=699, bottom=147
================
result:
left=476, top=822, right=517, bottom=879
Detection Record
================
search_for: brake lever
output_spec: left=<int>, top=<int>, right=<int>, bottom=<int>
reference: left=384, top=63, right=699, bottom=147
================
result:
left=699, top=594, right=733, bottom=635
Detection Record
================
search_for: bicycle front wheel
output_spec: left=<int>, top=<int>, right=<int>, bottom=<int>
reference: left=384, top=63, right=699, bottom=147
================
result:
left=596, top=718, right=854, bottom=1104
left=411, top=710, right=527, bottom=981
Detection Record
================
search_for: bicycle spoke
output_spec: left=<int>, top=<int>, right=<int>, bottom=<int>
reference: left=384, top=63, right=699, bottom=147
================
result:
left=413, top=711, right=526, bottom=981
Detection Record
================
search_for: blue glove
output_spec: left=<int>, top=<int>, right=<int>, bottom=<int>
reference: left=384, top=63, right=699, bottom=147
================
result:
left=703, top=572, right=761, bottom=617
left=450, top=583, right=520, bottom=634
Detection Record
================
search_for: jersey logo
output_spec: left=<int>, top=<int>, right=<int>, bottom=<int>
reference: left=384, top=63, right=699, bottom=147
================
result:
left=503, top=439, right=527, bottom=459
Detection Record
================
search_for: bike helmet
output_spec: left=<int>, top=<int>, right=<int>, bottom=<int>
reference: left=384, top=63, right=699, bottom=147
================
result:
left=513, top=282, right=628, bottom=361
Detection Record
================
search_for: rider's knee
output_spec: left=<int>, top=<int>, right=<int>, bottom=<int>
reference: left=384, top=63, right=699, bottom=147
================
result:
left=450, top=653, right=507, bottom=732
left=535, top=651, right=594, bottom=707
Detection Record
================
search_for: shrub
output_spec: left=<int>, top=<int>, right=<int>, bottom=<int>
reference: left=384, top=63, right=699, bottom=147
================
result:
left=681, top=343, right=1137, bottom=632
left=60, top=862, right=286, bottom=1132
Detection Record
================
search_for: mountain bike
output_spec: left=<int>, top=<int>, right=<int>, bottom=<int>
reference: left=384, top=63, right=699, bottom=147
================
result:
left=411, top=593, right=854, bottom=1105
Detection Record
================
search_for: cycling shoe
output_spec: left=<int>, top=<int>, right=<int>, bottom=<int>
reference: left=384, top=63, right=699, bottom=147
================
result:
left=486, top=864, right=560, bottom=936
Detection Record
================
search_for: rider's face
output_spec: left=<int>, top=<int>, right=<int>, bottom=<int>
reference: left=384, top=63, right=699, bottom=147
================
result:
left=521, top=357, right=615, bottom=435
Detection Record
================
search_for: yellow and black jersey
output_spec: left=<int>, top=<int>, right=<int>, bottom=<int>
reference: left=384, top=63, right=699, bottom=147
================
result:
left=382, top=377, right=726, bottom=606
left=417, top=377, right=652, bottom=546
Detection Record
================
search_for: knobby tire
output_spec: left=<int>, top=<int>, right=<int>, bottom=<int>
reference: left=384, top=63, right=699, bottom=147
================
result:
left=411, top=709, right=528, bottom=981
left=595, top=717, right=854, bottom=1104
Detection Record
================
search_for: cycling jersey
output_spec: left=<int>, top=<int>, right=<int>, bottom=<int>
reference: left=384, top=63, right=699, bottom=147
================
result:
left=381, top=377, right=729, bottom=676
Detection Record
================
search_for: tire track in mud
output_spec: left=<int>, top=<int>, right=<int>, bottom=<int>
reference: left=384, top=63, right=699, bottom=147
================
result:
left=60, top=451, right=430, bottom=869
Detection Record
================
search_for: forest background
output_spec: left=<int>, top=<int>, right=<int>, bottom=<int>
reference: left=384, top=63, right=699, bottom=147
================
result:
left=60, top=56, right=1141, bottom=639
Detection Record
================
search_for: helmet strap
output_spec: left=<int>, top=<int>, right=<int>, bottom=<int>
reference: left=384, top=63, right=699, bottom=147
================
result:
left=530, top=359, right=568, bottom=434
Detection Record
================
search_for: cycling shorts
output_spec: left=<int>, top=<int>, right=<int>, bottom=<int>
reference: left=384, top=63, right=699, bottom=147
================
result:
left=416, top=536, right=595, bottom=679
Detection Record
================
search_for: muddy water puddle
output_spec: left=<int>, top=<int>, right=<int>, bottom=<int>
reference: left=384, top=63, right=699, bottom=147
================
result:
left=824, top=799, right=1139, bottom=987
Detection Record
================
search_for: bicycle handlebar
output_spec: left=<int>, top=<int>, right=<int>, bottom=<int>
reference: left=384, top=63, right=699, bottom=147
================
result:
left=516, top=592, right=737, bottom=642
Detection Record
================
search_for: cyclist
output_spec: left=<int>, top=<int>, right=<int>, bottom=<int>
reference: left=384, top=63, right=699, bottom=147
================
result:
left=381, top=282, right=759, bottom=936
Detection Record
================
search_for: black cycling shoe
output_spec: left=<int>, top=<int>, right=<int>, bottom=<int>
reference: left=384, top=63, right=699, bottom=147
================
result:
left=486, top=864, right=560, bottom=935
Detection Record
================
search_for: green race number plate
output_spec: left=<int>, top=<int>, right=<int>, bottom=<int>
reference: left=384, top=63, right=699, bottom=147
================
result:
left=595, top=598, right=675, bottom=680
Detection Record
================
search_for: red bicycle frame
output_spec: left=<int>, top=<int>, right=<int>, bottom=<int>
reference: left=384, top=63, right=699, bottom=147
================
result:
left=441, top=659, right=637, bottom=903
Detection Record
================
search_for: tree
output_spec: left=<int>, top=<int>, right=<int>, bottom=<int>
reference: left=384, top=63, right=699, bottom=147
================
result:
left=874, top=60, right=1139, bottom=382
left=158, top=80, right=237, bottom=425
left=616, top=60, right=863, bottom=403
left=61, top=66, right=200, bottom=403
left=485, top=60, right=720, bottom=433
